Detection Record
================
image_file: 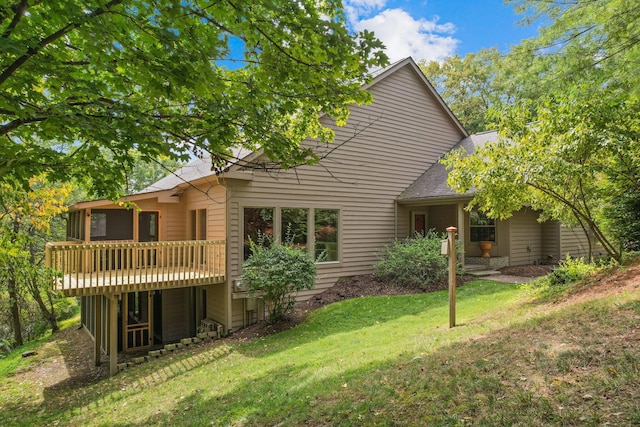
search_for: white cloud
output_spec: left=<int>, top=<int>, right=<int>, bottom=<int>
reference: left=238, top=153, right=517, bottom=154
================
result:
left=345, top=2, right=459, bottom=63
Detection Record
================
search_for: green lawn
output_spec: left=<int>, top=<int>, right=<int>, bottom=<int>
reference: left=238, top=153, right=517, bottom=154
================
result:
left=1, top=278, right=639, bottom=426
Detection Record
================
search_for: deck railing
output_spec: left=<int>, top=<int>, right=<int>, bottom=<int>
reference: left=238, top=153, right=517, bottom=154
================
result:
left=46, top=240, right=226, bottom=296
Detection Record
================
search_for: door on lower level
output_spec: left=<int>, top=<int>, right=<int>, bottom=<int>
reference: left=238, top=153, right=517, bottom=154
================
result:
left=123, top=291, right=152, bottom=352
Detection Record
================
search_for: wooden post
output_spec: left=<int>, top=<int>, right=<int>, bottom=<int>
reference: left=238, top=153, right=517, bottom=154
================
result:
left=456, top=204, right=465, bottom=269
left=94, top=295, right=102, bottom=366
left=108, top=295, right=119, bottom=376
left=446, top=226, right=457, bottom=328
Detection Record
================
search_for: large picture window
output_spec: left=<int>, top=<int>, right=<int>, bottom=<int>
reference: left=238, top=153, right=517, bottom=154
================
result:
left=470, top=210, right=495, bottom=242
left=315, top=209, right=339, bottom=261
left=243, top=207, right=274, bottom=260
left=281, top=208, right=308, bottom=250
left=243, top=207, right=339, bottom=263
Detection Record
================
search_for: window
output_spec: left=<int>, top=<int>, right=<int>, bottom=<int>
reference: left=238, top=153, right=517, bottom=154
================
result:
left=315, top=209, right=339, bottom=261
left=243, top=207, right=274, bottom=260
left=90, top=212, right=107, bottom=238
left=470, top=210, right=495, bottom=242
left=190, top=209, right=206, bottom=240
left=89, top=209, right=133, bottom=241
left=243, top=207, right=339, bottom=263
left=281, top=208, right=308, bottom=250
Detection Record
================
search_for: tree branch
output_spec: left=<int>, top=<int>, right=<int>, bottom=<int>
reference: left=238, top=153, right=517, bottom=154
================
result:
left=1, top=0, right=30, bottom=39
left=0, top=0, right=123, bottom=87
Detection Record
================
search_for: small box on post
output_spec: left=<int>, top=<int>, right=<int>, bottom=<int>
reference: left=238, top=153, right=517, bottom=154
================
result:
left=441, top=239, right=449, bottom=256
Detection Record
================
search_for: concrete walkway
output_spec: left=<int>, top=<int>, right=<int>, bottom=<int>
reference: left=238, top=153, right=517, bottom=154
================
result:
left=482, top=274, right=539, bottom=284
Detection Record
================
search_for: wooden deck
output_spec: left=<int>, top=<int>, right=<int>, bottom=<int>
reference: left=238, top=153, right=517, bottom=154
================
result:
left=46, top=240, right=226, bottom=297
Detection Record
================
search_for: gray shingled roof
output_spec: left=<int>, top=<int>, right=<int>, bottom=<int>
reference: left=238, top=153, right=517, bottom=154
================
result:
left=139, top=147, right=252, bottom=194
left=397, top=130, right=498, bottom=201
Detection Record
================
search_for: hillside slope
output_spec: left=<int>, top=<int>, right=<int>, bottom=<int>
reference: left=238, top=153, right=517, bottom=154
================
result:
left=1, top=263, right=639, bottom=426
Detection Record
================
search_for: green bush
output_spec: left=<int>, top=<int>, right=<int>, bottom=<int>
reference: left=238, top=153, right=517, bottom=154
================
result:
left=548, top=256, right=600, bottom=285
left=375, top=231, right=458, bottom=289
left=242, top=236, right=316, bottom=323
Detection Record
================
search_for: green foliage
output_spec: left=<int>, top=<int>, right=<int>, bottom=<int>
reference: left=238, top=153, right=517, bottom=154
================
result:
left=0, top=177, right=70, bottom=348
left=603, top=186, right=640, bottom=251
left=125, top=152, right=186, bottom=194
left=548, top=256, right=600, bottom=285
left=242, top=236, right=316, bottom=323
left=0, top=1, right=388, bottom=199
left=434, top=1, right=640, bottom=262
left=374, top=231, right=459, bottom=289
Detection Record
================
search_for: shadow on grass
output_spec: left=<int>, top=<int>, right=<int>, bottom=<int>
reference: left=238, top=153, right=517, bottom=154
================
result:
left=236, top=280, right=522, bottom=358
left=5, top=281, right=519, bottom=426
left=100, top=294, right=640, bottom=427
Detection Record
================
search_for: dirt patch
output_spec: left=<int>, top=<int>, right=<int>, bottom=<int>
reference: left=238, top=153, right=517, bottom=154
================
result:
left=229, top=274, right=478, bottom=341
left=14, top=325, right=108, bottom=396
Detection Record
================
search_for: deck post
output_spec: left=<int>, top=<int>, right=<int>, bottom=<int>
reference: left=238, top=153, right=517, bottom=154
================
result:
left=108, top=294, right=119, bottom=376
left=94, top=295, right=102, bottom=366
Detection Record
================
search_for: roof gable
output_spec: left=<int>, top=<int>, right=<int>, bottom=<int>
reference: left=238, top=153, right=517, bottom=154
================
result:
left=139, top=57, right=469, bottom=195
left=397, top=130, right=498, bottom=201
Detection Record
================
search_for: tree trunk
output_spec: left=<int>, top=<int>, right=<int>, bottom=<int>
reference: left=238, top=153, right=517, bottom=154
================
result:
left=8, top=222, right=23, bottom=346
left=7, top=274, right=23, bottom=346
left=28, top=241, right=59, bottom=333
left=29, top=281, right=59, bottom=333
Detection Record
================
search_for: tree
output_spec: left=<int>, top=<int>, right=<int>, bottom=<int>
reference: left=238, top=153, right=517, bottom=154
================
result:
left=1, top=1, right=388, bottom=200
left=443, top=0, right=640, bottom=260
left=125, top=152, right=186, bottom=194
left=418, top=48, right=546, bottom=134
left=444, top=87, right=640, bottom=262
left=0, top=177, right=70, bottom=346
left=419, top=49, right=503, bottom=134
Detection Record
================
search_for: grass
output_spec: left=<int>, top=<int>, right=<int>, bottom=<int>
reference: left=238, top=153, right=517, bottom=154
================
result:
left=1, top=276, right=639, bottom=426
left=0, top=316, right=79, bottom=378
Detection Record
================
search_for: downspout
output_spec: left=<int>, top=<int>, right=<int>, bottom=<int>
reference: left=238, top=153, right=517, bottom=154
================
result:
left=216, top=175, right=233, bottom=334
left=394, top=200, right=398, bottom=240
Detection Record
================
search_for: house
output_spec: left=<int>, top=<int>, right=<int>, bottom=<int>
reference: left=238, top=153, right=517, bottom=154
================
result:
left=397, top=130, right=592, bottom=269
left=46, top=57, right=590, bottom=375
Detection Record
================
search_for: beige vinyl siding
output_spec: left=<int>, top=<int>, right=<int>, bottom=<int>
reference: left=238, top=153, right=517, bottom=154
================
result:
left=509, top=208, right=543, bottom=266
left=426, top=205, right=457, bottom=234
left=161, top=287, right=195, bottom=342
left=559, top=226, right=591, bottom=259
left=225, top=64, right=465, bottom=328
left=133, top=199, right=186, bottom=241
left=202, top=283, right=226, bottom=326
left=179, top=184, right=229, bottom=327
left=463, top=210, right=508, bottom=258
left=181, top=183, right=227, bottom=242
left=541, top=221, right=561, bottom=264
left=397, top=205, right=411, bottom=238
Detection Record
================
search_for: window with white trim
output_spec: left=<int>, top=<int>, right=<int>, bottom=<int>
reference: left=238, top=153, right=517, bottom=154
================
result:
left=470, top=210, right=495, bottom=242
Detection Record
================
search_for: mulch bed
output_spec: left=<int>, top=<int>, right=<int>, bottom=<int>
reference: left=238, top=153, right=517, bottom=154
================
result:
left=229, top=266, right=550, bottom=341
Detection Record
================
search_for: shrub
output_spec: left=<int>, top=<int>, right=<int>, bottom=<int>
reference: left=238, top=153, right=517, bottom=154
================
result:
left=242, top=236, right=316, bottom=323
left=375, top=231, right=458, bottom=289
left=548, top=256, right=600, bottom=285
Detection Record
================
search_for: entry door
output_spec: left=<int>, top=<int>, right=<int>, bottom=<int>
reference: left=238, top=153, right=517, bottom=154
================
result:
left=124, top=291, right=152, bottom=351
left=411, top=211, right=427, bottom=236
left=139, top=211, right=159, bottom=242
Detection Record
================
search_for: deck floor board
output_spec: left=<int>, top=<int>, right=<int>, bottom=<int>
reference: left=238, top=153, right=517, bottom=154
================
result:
left=56, top=268, right=226, bottom=296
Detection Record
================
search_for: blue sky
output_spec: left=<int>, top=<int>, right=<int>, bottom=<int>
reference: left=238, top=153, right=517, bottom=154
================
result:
left=345, top=0, right=540, bottom=62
